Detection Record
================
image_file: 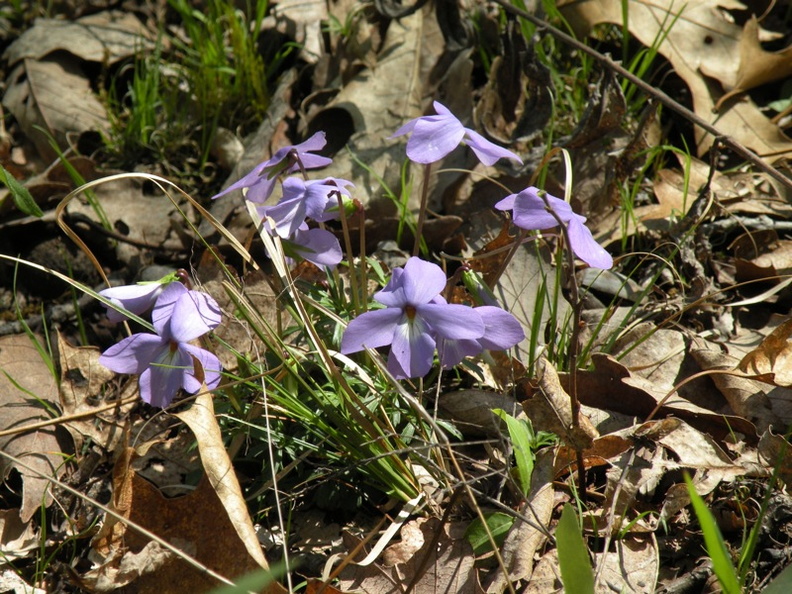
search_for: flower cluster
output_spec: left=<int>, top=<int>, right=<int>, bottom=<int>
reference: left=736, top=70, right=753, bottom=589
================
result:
left=341, top=257, right=524, bottom=379
left=98, top=279, right=222, bottom=408
left=211, top=132, right=348, bottom=268
left=495, top=187, right=613, bottom=269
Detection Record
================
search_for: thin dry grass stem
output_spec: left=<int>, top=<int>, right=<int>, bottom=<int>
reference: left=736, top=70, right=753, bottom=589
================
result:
left=0, top=449, right=238, bottom=588
left=0, top=394, right=138, bottom=439
left=55, top=172, right=259, bottom=285
left=253, top=216, right=421, bottom=498
left=494, top=0, right=792, bottom=190
left=367, top=352, right=518, bottom=594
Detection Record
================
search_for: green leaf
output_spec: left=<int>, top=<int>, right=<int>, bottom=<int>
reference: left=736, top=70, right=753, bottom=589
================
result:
left=556, top=504, right=595, bottom=594
left=0, top=164, right=42, bottom=217
left=493, top=409, right=535, bottom=495
left=465, top=512, right=514, bottom=556
left=684, top=473, right=741, bottom=594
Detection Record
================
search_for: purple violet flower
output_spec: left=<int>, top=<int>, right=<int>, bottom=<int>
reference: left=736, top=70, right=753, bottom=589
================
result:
left=391, top=101, right=523, bottom=166
left=259, top=176, right=353, bottom=238
left=211, top=131, right=333, bottom=204
left=99, top=283, right=223, bottom=408
left=99, top=281, right=171, bottom=323
left=495, top=187, right=613, bottom=270
left=341, top=257, right=522, bottom=379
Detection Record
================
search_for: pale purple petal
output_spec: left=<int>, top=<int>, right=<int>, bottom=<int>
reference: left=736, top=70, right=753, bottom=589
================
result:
left=463, top=128, right=523, bottom=166
left=100, top=283, right=165, bottom=323
left=179, top=344, right=222, bottom=393
left=474, top=306, right=525, bottom=350
left=283, top=131, right=333, bottom=172
left=168, top=290, right=222, bottom=343
left=309, top=178, right=354, bottom=222
left=210, top=162, right=267, bottom=201
left=99, top=334, right=166, bottom=375
left=244, top=175, right=279, bottom=204
left=389, top=316, right=436, bottom=378
left=508, top=187, right=565, bottom=230
left=262, top=178, right=308, bottom=237
left=151, top=282, right=189, bottom=336
left=567, top=218, right=613, bottom=269
left=417, top=303, right=484, bottom=340
left=405, top=113, right=465, bottom=163
left=493, top=194, right=516, bottom=212
left=401, top=257, right=447, bottom=305
left=374, top=268, right=407, bottom=308
left=139, top=348, right=189, bottom=408
left=289, top=228, right=343, bottom=268
left=390, top=118, right=418, bottom=139
left=437, top=338, right=483, bottom=368
left=340, top=308, right=404, bottom=353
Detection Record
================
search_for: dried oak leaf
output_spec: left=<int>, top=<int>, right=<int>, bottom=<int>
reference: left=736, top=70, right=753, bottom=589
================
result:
left=0, top=334, right=71, bottom=522
left=523, top=357, right=598, bottom=451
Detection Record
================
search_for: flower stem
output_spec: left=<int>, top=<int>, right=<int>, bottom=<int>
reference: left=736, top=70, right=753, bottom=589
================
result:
left=412, top=162, right=433, bottom=257
left=541, top=194, right=587, bottom=501
left=336, top=192, right=360, bottom=314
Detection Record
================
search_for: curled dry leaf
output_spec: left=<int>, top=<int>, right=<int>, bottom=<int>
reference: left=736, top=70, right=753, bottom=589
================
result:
left=523, top=357, right=598, bottom=451
left=739, top=318, right=792, bottom=386
left=690, top=346, right=779, bottom=432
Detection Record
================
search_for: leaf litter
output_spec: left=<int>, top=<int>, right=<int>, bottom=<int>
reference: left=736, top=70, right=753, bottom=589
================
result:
left=3, top=0, right=792, bottom=592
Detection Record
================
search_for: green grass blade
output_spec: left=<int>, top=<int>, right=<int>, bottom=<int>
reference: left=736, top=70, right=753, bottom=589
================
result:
left=556, top=503, right=595, bottom=594
left=685, top=473, right=741, bottom=594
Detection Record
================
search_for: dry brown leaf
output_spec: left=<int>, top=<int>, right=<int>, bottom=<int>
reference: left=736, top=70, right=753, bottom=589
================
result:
left=3, top=55, right=110, bottom=163
left=0, top=509, right=39, bottom=562
left=713, top=17, right=792, bottom=110
left=88, top=444, right=274, bottom=593
left=690, top=346, right=779, bottom=432
left=382, top=517, right=428, bottom=566
left=523, top=357, right=599, bottom=451
left=439, top=389, right=519, bottom=437
left=2, top=11, right=154, bottom=65
left=485, top=449, right=554, bottom=594
left=57, top=332, right=135, bottom=452
left=559, top=0, right=792, bottom=160
left=739, top=317, right=792, bottom=386
left=562, top=354, right=758, bottom=444
left=175, top=391, right=271, bottom=571
left=338, top=518, right=483, bottom=594
left=0, top=333, right=70, bottom=522
left=593, top=534, right=659, bottom=593
left=305, top=8, right=426, bottom=215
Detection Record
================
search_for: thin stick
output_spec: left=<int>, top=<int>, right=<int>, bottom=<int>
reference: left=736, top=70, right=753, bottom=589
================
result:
left=493, top=0, right=792, bottom=190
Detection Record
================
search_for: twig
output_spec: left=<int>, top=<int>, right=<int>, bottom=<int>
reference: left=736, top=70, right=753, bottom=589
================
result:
left=492, top=0, right=792, bottom=191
